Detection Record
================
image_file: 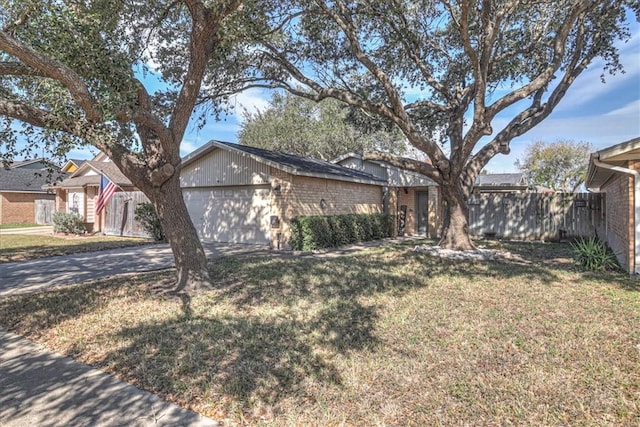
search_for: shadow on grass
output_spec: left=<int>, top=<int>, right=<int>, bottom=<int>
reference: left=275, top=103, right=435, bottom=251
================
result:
left=4, top=239, right=628, bottom=421
left=210, top=243, right=564, bottom=312
left=90, top=298, right=380, bottom=417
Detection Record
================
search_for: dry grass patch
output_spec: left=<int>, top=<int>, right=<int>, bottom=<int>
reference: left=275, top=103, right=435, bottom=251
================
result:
left=0, top=240, right=638, bottom=426
left=0, top=234, right=153, bottom=262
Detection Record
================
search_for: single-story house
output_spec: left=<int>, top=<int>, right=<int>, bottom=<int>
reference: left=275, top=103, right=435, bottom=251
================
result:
left=333, top=153, right=441, bottom=238
left=585, top=136, right=640, bottom=275
left=52, top=153, right=137, bottom=233
left=180, top=141, right=390, bottom=248
left=0, top=159, right=64, bottom=225
left=474, top=173, right=528, bottom=193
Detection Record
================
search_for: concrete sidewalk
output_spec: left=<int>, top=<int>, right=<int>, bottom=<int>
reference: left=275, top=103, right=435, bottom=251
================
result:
left=0, top=329, right=217, bottom=426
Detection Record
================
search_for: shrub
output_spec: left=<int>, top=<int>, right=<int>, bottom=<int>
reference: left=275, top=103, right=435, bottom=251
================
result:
left=290, top=213, right=393, bottom=250
left=571, top=236, right=618, bottom=271
left=134, top=203, right=165, bottom=241
left=52, top=211, right=86, bottom=234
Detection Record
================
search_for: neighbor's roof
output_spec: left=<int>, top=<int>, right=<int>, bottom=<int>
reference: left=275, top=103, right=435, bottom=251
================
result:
left=0, top=168, right=66, bottom=192
left=183, top=140, right=386, bottom=185
left=586, top=136, right=640, bottom=189
left=475, top=173, right=526, bottom=186
left=56, top=160, right=132, bottom=188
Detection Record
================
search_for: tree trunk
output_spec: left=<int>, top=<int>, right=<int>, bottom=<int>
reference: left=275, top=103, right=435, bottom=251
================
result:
left=438, top=184, right=475, bottom=251
left=152, top=173, right=211, bottom=293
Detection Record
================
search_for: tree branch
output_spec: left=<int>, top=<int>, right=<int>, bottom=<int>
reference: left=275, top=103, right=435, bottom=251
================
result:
left=169, top=0, right=242, bottom=158
left=363, top=151, right=442, bottom=182
left=0, top=61, right=43, bottom=76
left=0, top=31, right=103, bottom=123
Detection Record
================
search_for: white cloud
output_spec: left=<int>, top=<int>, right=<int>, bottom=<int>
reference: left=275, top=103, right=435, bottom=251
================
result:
left=553, top=30, right=640, bottom=111
left=180, top=140, right=198, bottom=157
left=227, top=88, right=272, bottom=124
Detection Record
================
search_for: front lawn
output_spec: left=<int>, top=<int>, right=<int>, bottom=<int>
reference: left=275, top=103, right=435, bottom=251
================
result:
left=0, top=240, right=638, bottom=426
left=0, top=234, right=153, bottom=262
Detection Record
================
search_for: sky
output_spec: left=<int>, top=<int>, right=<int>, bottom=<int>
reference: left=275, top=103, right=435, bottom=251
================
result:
left=63, top=26, right=640, bottom=174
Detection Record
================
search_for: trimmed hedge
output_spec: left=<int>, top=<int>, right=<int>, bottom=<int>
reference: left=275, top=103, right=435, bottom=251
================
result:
left=290, top=213, right=393, bottom=250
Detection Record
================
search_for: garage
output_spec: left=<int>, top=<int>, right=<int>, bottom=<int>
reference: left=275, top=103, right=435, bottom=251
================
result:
left=182, top=185, right=271, bottom=245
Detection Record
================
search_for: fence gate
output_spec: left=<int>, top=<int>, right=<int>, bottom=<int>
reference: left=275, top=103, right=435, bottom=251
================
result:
left=34, top=199, right=55, bottom=225
left=468, top=192, right=605, bottom=241
left=104, top=191, right=151, bottom=238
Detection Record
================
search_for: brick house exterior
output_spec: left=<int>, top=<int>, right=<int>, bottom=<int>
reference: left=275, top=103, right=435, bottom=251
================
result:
left=0, top=165, right=62, bottom=225
left=180, top=141, right=387, bottom=248
left=586, top=137, right=640, bottom=275
left=334, top=153, right=441, bottom=238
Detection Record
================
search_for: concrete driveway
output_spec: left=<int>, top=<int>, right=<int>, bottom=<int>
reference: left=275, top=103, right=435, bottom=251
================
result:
left=0, top=242, right=269, bottom=297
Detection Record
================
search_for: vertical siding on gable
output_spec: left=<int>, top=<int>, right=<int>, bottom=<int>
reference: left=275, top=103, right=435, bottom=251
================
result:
left=338, top=158, right=388, bottom=180
left=181, top=149, right=270, bottom=187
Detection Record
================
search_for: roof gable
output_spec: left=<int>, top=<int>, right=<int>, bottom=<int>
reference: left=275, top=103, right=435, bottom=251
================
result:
left=183, top=141, right=385, bottom=185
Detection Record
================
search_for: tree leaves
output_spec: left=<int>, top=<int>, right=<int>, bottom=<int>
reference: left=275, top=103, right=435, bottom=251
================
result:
left=516, top=140, right=593, bottom=192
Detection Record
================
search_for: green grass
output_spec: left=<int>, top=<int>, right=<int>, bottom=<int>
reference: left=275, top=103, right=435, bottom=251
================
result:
left=0, top=234, right=153, bottom=262
left=0, top=240, right=638, bottom=426
left=0, top=223, right=42, bottom=229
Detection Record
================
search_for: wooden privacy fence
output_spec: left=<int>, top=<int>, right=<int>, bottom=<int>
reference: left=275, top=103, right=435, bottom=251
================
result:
left=35, top=199, right=55, bottom=225
left=468, top=192, right=605, bottom=241
left=104, top=191, right=151, bottom=238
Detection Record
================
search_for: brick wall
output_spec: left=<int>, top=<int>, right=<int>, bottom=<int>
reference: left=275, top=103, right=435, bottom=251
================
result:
left=0, top=192, right=54, bottom=224
left=269, top=168, right=383, bottom=248
left=601, top=170, right=633, bottom=273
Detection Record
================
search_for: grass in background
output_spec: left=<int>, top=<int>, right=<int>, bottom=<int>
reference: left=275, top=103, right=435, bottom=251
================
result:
left=0, top=240, right=638, bottom=426
left=0, top=234, right=152, bottom=262
left=0, top=223, right=41, bottom=229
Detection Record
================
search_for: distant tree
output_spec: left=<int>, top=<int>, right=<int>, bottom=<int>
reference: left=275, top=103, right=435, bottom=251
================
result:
left=516, top=140, right=592, bottom=192
left=238, top=91, right=407, bottom=160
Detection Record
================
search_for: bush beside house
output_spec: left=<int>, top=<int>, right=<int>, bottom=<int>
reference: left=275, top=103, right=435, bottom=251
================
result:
left=290, top=213, right=393, bottom=250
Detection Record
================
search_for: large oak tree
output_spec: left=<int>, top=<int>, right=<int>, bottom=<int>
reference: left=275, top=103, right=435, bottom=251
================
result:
left=256, top=0, right=638, bottom=250
left=0, top=0, right=261, bottom=292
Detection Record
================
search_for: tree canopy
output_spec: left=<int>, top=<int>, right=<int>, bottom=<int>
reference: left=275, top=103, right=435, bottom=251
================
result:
left=516, top=140, right=593, bottom=192
left=238, top=91, right=407, bottom=160
left=0, top=0, right=262, bottom=291
left=255, top=0, right=638, bottom=249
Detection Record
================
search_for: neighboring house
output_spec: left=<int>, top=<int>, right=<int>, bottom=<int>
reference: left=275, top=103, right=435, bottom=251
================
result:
left=474, top=173, right=528, bottom=193
left=180, top=141, right=387, bottom=248
left=333, top=153, right=440, bottom=238
left=60, top=158, right=88, bottom=174
left=53, top=153, right=138, bottom=233
left=585, top=136, right=640, bottom=275
left=0, top=166, right=63, bottom=225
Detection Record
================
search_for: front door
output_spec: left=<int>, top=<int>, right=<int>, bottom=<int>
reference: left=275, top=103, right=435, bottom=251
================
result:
left=416, top=190, right=429, bottom=235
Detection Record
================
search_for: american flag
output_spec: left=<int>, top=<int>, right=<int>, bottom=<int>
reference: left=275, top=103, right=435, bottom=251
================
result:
left=95, top=174, right=118, bottom=216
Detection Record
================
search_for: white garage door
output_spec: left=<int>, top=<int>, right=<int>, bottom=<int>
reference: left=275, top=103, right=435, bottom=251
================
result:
left=183, top=186, right=271, bottom=245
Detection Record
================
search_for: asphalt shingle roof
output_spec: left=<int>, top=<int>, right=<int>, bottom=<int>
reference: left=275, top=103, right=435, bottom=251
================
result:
left=0, top=168, right=67, bottom=192
left=213, top=141, right=385, bottom=183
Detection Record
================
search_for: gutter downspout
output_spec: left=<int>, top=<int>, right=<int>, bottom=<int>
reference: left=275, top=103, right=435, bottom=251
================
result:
left=592, top=158, right=640, bottom=275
